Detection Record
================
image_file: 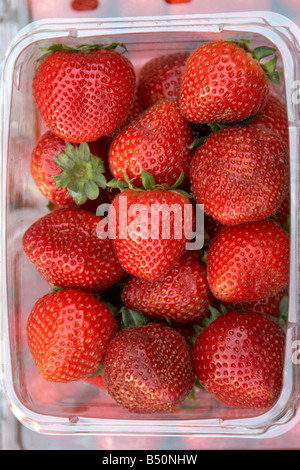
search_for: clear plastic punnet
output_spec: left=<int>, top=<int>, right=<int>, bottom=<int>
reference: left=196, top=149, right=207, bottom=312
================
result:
left=0, top=12, right=300, bottom=439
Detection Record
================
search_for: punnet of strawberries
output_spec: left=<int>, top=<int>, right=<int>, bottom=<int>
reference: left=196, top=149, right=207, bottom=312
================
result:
left=22, top=38, right=290, bottom=415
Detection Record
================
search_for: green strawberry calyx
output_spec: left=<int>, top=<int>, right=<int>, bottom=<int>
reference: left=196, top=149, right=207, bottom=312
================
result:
left=190, top=294, right=289, bottom=346
left=278, top=295, right=289, bottom=331
left=270, top=212, right=290, bottom=234
left=53, top=141, right=107, bottom=205
left=236, top=39, right=282, bottom=85
left=107, top=170, right=192, bottom=199
left=119, top=306, right=151, bottom=331
left=188, top=114, right=263, bottom=149
left=38, top=42, right=128, bottom=61
left=88, top=363, right=105, bottom=378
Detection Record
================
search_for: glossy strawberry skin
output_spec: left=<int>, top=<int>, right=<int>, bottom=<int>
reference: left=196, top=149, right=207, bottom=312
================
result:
left=122, top=251, right=212, bottom=323
left=22, top=208, right=124, bottom=292
left=190, top=124, right=288, bottom=225
left=138, top=52, right=190, bottom=108
left=31, top=131, right=68, bottom=205
left=110, top=188, right=195, bottom=280
left=104, top=87, right=145, bottom=146
left=30, top=131, right=111, bottom=208
left=193, top=310, right=285, bottom=409
left=27, top=289, right=118, bottom=383
left=109, top=99, right=195, bottom=188
left=180, top=40, right=270, bottom=124
left=122, top=87, right=145, bottom=126
left=32, top=48, right=136, bottom=143
left=207, top=218, right=290, bottom=302
left=220, top=285, right=289, bottom=318
left=253, top=95, right=289, bottom=146
left=103, top=323, right=195, bottom=413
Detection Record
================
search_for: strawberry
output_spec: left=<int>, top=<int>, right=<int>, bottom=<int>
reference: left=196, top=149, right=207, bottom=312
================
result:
left=253, top=95, right=289, bottom=146
left=25, top=367, right=86, bottom=408
left=206, top=218, right=290, bottom=302
left=22, top=208, right=125, bottom=292
left=190, top=124, right=288, bottom=225
left=79, top=184, right=119, bottom=214
left=122, top=251, right=212, bottom=323
left=32, top=43, right=136, bottom=143
left=122, top=311, right=196, bottom=355
left=107, top=172, right=195, bottom=280
left=193, top=310, right=285, bottom=409
left=103, top=87, right=145, bottom=146
left=115, top=87, right=145, bottom=130
left=169, top=322, right=198, bottom=356
left=103, top=322, right=195, bottom=413
left=220, top=285, right=289, bottom=318
left=138, top=51, right=190, bottom=108
left=109, top=99, right=195, bottom=188
left=27, top=288, right=118, bottom=382
left=180, top=40, right=280, bottom=124
left=31, top=131, right=110, bottom=207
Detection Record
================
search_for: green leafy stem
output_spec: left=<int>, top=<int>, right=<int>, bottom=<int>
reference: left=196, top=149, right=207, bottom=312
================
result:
left=54, top=141, right=107, bottom=205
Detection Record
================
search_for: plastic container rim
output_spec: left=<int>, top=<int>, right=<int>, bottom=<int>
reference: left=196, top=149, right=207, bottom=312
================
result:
left=0, top=11, right=300, bottom=439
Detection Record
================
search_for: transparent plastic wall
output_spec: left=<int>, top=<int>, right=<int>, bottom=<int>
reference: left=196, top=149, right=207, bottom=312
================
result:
left=0, top=12, right=300, bottom=440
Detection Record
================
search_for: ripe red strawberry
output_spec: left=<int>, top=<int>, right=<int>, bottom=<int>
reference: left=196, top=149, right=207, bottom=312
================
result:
left=32, top=43, right=136, bottom=143
left=253, top=95, right=289, bottom=146
left=180, top=40, right=279, bottom=124
left=108, top=175, right=195, bottom=280
left=193, top=310, right=285, bottom=409
left=104, top=87, right=145, bottom=146
left=118, top=87, right=145, bottom=128
left=116, top=86, right=145, bottom=126
left=207, top=218, right=290, bottom=302
left=190, top=124, right=288, bottom=225
left=140, top=316, right=196, bottom=355
left=122, top=251, right=212, bottom=323
left=138, top=51, right=190, bottom=108
left=103, top=322, right=195, bottom=413
left=109, top=99, right=195, bottom=188
left=221, top=285, right=289, bottom=318
left=27, top=288, right=118, bottom=382
left=30, top=131, right=111, bottom=207
left=22, top=208, right=125, bottom=292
